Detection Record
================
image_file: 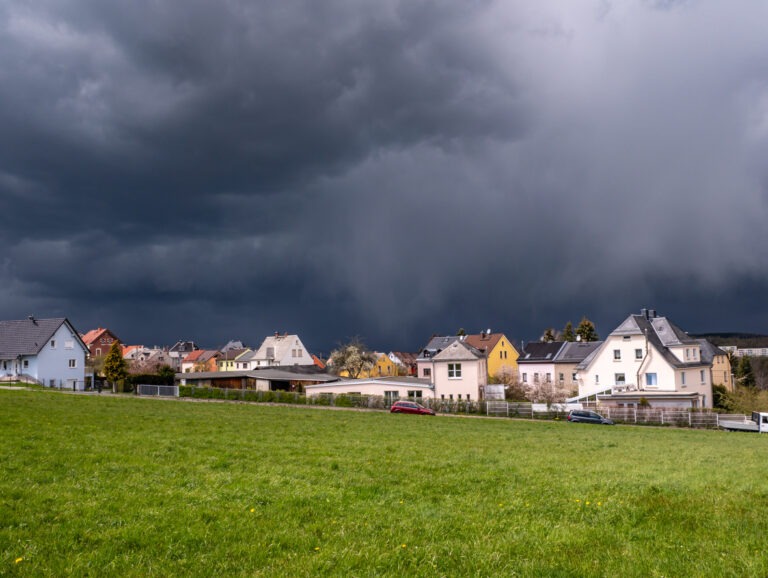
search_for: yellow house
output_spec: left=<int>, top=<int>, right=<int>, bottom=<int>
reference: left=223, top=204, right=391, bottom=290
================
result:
left=464, top=332, right=519, bottom=379
left=370, top=353, right=398, bottom=378
left=337, top=353, right=398, bottom=378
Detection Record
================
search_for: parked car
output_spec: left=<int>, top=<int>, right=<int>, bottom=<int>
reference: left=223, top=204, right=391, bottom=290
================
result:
left=390, top=400, right=436, bottom=415
left=567, top=409, right=614, bottom=425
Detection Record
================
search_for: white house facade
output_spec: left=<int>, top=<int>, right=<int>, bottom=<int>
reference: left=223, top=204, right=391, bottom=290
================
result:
left=574, top=309, right=712, bottom=409
left=0, top=317, right=88, bottom=390
left=244, top=333, right=314, bottom=368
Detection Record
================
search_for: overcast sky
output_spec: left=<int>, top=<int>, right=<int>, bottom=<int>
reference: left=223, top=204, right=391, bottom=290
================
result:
left=2, top=0, right=768, bottom=354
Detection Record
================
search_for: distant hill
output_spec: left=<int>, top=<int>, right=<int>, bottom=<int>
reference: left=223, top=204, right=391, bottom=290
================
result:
left=691, top=333, right=768, bottom=348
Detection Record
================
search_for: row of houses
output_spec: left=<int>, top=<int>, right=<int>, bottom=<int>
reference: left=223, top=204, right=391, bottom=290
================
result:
left=304, top=310, right=733, bottom=409
left=0, top=309, right=738, bottom=408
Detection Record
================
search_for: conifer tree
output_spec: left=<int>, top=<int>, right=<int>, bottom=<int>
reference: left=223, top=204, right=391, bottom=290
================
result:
left=575, top=317, right=599, bottom=342
left=103, top=341, right=128, bottom=389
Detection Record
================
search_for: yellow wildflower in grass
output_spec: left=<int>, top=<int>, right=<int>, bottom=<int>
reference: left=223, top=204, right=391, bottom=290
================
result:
left=586, top=501, right=590, bottom=506
left=401, top=544, right=407, bottom=549
left=250, top=508, right=255, bottom=513
left=314, top=547, right=320, bottom=551
left=15, top=557, right=23, bottom=564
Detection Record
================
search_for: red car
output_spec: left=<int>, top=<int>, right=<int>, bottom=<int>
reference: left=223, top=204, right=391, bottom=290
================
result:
left=389, top=400, right=436, bottom=415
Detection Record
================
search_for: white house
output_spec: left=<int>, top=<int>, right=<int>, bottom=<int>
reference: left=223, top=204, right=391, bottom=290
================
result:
left=238, top=333, right=314, bottom=369
left=0, top=316, right=88, bottom=390
left=574, top=309, right=712, bottom=409
left=419, top=339, right=488, bottom=401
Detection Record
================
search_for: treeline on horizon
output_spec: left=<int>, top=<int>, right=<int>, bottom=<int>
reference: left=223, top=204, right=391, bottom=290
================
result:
left=693, top=333, right=768, bottom=348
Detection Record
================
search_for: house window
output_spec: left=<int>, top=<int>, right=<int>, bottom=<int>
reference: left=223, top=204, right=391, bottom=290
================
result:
left=685, top=348, right=690, bottom=360
left=68, top=359, right=77, bottom=368
left=546, top=373, right=551, bottom=383
left=407, top=390, right=422, bottom=399
left=558, top=373, right=564, bottom=383
left=448, top=363, right=462, bottom=378
left=297, top=349, right=303, bottom=357
left=466, top=394, right=471, bottom=401
left=65, top=340, right=74, bottom=349
left=572, top=372, right=577, bottom=382
left=534, top=373, right=540, bottom=384
left=384, top=391, right=398, bottom=404
left=499, top=351, right=503, bottom=359
left=23, top=360, right=29, bottom=368
left=458, top=394, right=462, bottom=400
left=423, top=368, right=431, bottom=377
left=595, top=375, right=599, bottom=384
left=50, top=340, right=56, bottom=348
left=635, top=349, right=643, bottom=360
left=681, top=372, right=686, bottom=385
left=613, top=349, right=621, bottom=360
left=700, top=370, right=706, bottom=383
left=615, top=373, right=625, bottom=385
left=96, top=348, right=101, bottom=356
left=646, top=373, right=658, bottom=386
left=522, top=373, right=527, bottom=383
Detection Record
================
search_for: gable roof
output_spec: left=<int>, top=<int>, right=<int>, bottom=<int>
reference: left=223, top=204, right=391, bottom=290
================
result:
left=218, top=348, right=248, bottom=362
left=555, top=341, right=603, bottom=363
left=518, top=341, right=565, bottom=362
left=579, top=311, right=708, bottom=370
left=183, top=350, right=219, bottom=364
left=391, top=351, right=418, bottom=365
left=0, top=317, right=86, bottom=357
left=431, top=340, right=485, bottom=362
left=81, top=327, right=117, bottom=346
left=463, top=333, right=511, bottom=355
left=252, top=333, right=305, bottom=361
left=696, top=339, right=728, bottom=364
left=417, top=335, right=461, bottom=359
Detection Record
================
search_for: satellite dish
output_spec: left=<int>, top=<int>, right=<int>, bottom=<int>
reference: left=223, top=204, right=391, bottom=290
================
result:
left=486, top=328, right=491, bottom=335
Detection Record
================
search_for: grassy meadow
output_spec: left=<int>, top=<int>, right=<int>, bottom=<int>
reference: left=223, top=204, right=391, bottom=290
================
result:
left=1, top=389, right=767, bottom=576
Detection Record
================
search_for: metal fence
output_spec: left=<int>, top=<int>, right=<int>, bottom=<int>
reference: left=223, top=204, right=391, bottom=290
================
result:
left=167, top=387, right=741, bottom=430
left=138, top=384, right=179, bottom=397
left=485, top=402, right=743, bottom=429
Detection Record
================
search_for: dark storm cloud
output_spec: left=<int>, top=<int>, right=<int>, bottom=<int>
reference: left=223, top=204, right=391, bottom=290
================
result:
left=1, top=1, right=768, bottom=350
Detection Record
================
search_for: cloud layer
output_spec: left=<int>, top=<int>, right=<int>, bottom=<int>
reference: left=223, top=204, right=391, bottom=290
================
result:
left=2, top=1, right=768, bottom=351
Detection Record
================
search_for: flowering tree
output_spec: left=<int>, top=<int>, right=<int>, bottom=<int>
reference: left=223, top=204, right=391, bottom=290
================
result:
left=329, top=340, right=377, bottom=378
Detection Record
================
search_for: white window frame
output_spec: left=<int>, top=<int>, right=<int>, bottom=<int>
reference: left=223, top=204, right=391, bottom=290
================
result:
left=448, top=363, right=462, bottom=379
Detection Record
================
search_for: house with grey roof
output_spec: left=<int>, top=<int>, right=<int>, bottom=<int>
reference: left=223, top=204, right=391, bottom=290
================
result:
left=239, top=333, right=314, bottom=369
left=573, top=309, right=713, bottom=408
left=417, top=338, right=488, bottom=401
left=415, top=335, right=461, bottom=379
left=0, top=316, right=89, bottom=389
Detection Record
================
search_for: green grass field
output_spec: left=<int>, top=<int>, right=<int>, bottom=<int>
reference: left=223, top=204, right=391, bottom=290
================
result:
left=1, top=390, right=767, bottom=576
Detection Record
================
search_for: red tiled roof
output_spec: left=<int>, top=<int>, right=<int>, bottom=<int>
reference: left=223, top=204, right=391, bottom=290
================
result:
left=463, top=333, right=506, bottom=355
left=312, top=354, right=326, bottom=369
left=81, top=328, right=107, bottom=345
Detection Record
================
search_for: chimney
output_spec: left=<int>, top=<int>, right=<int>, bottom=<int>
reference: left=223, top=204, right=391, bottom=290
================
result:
left=649, top=309, right=657, bottom=319
left=641, top=308, right=648, bottom=319
left=28, top=315, right=37, bottom=324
